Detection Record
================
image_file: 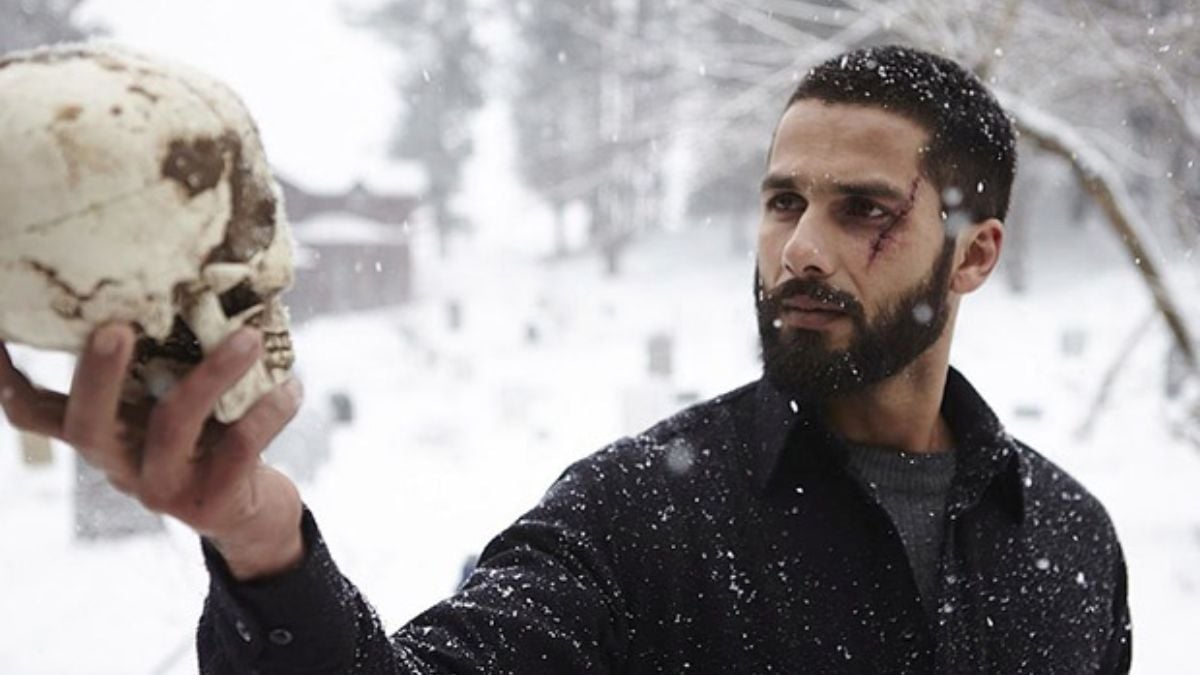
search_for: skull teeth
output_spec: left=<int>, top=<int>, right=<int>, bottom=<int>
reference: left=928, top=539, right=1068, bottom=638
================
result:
left=263, top=331, right=294, bottom=371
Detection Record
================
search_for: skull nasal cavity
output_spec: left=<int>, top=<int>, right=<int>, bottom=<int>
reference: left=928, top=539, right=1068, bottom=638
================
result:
left=162, top=137, right=225, bottom=197
left=220, top=282, right=261, bottom=317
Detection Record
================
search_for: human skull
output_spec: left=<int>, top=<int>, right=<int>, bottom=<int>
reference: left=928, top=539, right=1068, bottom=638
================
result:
left=0, top=42, right=294, bottom=423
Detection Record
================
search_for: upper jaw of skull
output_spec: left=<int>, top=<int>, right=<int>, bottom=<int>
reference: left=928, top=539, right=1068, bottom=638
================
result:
left=182, top=219, right=296, bottom=423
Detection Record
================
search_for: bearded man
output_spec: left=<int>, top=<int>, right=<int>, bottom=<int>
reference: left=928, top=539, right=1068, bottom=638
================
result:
left=0, top=45, right=1131, bottom=673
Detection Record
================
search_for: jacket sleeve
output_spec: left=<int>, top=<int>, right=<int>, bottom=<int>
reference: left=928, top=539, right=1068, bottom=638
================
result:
left=1099, top=541, right=1132, bottom=674
left=196, top=459, right=630, bottom=674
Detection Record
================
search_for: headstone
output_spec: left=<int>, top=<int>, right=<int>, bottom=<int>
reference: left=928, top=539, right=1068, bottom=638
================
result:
left=1060, top=328, right=1087, bottom=357
left=20, top=431, right=52, bottom=466
left=524, top=322, right=540, bottom=345
left=648, top=333, right=673, bottom=379
left=330, top=391, right=355, bottom=424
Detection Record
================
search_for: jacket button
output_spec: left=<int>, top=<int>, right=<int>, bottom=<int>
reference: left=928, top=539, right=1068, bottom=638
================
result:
left=235, top=620, right=253, bottom=643
left=268, top=628, right=294, bottom=646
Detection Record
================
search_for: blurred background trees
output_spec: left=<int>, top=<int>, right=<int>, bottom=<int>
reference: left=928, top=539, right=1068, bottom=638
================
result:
left=0, top=0, right=94, bottom=51
left=358, top=0, right=487, bottom=258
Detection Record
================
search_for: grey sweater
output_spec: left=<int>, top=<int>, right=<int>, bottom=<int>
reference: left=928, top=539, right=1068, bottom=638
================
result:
left=842, top=442, right=956, bottom=618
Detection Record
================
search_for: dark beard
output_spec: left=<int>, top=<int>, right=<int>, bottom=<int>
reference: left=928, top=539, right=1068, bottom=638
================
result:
left=756, top=238, right=956, bottom=402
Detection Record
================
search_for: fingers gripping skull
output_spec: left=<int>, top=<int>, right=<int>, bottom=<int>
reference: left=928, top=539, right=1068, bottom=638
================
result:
left=0, top=43, right=295, bottom=423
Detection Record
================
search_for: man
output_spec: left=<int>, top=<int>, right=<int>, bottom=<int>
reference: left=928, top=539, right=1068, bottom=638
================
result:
left=0, top=45, right=1130, bottom=673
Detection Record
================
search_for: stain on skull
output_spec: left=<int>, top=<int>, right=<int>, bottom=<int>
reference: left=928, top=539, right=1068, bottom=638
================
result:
left=162, top=136, right=227, bottom=198
left=204, top=132, right=278, bottom=263
left=55, top=105, right=83, bottom=123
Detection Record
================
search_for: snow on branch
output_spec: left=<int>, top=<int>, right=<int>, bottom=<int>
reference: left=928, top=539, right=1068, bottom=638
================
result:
left=1001, top=92, right=1198, bottom=374
left=1064, top=0, right=1200, bottom=149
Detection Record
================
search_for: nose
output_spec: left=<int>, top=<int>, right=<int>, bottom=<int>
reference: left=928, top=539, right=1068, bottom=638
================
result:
left=780, top=211, right=835, bottom=280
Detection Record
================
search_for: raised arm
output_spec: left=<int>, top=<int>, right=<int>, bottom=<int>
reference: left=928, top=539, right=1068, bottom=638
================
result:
left=197, top=460, right=630, bottom=673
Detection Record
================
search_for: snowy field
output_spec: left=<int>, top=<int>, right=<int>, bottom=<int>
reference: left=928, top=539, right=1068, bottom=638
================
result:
left=1, top=215, right=1199, bottom=674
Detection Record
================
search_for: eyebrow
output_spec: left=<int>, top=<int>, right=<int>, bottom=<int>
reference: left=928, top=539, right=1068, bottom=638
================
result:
left=759, top=173, right=908, bottom=202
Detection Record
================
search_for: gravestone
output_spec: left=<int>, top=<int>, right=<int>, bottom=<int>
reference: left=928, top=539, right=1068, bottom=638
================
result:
left=20, top=431, right=52, bottom=466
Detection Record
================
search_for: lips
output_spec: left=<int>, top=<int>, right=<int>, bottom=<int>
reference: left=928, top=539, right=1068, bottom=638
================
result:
left=777, top=296, right=847, bottom=330
left=781, top=297, right=844, bottom=313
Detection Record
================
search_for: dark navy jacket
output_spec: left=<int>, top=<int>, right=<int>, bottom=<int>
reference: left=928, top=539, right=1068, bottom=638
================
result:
left=198, top=368, right=1131, bottom=673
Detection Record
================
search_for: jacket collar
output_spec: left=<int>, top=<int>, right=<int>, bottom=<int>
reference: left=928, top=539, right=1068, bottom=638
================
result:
left=749, top=366, right=1026, bottom=523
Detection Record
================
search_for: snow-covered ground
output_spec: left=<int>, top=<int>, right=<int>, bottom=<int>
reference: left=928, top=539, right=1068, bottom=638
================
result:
left=2, top=217, right=1199, bottom=673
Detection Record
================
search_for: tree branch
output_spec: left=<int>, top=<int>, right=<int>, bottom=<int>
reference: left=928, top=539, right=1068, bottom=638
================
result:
left=1003, top=93, right=1199, bottom=374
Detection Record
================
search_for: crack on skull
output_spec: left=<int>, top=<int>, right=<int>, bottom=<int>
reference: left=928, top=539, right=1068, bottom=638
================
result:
left=13, top=180, right=165, bottom=236
left=20, top=258, right=118, bottom=319
left=126, top=84, right=160, bottom=104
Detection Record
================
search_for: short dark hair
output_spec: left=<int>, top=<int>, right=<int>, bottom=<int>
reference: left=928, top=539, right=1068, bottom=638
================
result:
left=786, top=45, right=1016, bottom=223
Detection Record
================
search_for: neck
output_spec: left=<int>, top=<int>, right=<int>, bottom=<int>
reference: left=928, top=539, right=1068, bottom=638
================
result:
left=823, top=331, right=955, bottom=454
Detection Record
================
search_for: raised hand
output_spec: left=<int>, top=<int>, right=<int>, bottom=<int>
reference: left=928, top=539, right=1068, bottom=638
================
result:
left=0, top=324, right=306, bottom=580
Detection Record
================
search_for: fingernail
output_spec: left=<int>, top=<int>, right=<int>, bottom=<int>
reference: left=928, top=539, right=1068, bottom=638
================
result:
left=230, top=329, right=259, bottom=354
left=93, top=326, right=121, bottom=355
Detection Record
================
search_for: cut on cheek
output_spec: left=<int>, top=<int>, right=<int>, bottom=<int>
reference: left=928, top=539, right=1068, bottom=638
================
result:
left=868, top=177, right=921, bottom=266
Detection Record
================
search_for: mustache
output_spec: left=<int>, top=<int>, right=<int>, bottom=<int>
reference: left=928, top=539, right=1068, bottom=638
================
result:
left=762, top=277, right=865, bottom=319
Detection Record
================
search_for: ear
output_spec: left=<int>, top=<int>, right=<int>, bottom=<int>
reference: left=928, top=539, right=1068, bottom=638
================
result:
left=950, top=218, right=1004, bottom=294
